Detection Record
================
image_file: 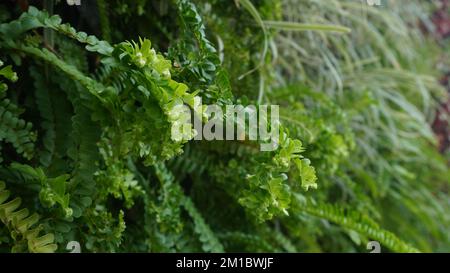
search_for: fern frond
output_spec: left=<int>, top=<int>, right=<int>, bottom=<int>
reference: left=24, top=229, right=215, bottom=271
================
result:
left=57, top=75, right=99, bottom=218
left=270, top=228, right=298, bottom=252
left=171, top=0, right=233, bottom=101
left=183, top=197, right=224, bottom=253
left=30, top=66, right=55, bottom=167
left=97, top=0, right=112, bottom=42
left=0, top=6, right=113, bottom=55
left=152, top=162, right=185, bottom=233
left=0, top=181, right=57, bottom=253
left=295, top=196, right=420, bottom=253
left=11, top=44, right=109, bottom=103
left=217, top=232, right=276, bottom=252
left=153, top=162, right=224, bottom=252
left=0, top=96, right=36, bottom=161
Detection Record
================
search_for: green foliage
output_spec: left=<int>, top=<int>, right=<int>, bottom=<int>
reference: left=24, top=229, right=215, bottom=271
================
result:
left=294, top=196, right=419, bottom=253
left=0, top=0, right=448, bottom=253
left=0, top=181, right=57, bottom=253
left=183, top=197, right=224, bottom=252
left=169, top=0, right=233, bottom=103
left=8, top=163, right=72, bottom=217
left=0, top=65, right=36, bottom=163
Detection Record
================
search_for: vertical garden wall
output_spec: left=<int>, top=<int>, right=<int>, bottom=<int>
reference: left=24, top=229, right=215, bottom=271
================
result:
left=0, top=0, right=449, bottom=253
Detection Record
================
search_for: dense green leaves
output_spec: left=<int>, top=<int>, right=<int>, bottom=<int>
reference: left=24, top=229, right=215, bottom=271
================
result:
left=0, top=64, right=35, bottom=162
left=0, top=0, right=448, bottom=253
left=0, top=181, right=58, bottom=253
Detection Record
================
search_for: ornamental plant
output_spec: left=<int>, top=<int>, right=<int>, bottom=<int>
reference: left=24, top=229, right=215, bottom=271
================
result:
left=0, top=0, right=448, bottom=253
